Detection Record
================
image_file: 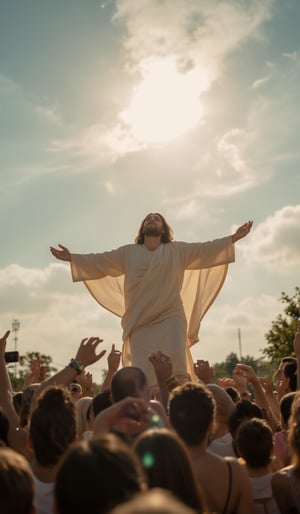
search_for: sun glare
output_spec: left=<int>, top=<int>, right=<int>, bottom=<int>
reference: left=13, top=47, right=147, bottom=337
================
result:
left=120, top=56, right=207, bottom=145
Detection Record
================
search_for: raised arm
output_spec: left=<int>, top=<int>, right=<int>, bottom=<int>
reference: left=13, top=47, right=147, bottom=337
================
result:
left=0, top=330, right=28, bottom=456
left=50, top=243, right=71, bottom=262
left=34, top=336, right=107, bottom=399
left=231, top=221, right=253, bottom=243
left=293, top=319, right=300, bottom=390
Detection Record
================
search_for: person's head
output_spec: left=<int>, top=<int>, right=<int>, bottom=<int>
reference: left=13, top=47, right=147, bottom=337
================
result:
left=280, top=391, right=296, bottom=429
left=235, top=418, right=273, bottom=469
left=0, top=446, right=35, bottom=514
left=89, top=389, right=112, bottom=425
left=274, top=357, right=297, bottom=391
left=225, top=386, right=240, bottom=404
left=69, top=382, right=83, bottom=402
left=29, top=386, right=77, bottom=467
left=133, top=428, right=205, bottom=513
left=111, top=367, right=150, bottom=403
left=228, top=399, right=263, bottom=442
left=283, top=360, right=297, bottom=392
left=76, top=396, right=92, bottom=439
left=135, top=213, right=174, bottom=245
left=206, top=384, right=235, bottom=436
left=54, top=433, right=145, bottom=514
left=169, top=382, right=215, bottom=446
left=109, top=488, right=199, bottom=514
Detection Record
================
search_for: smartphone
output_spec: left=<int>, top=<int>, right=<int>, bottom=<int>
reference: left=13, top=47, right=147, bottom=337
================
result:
left=4, top=351, right=19, bottom=363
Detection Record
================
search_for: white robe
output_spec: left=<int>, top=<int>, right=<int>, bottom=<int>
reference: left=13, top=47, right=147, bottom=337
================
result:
left=71, top=237, right=235, bottom=386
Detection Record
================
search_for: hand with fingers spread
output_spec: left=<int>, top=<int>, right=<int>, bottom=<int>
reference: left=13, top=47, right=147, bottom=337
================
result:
left=50, top=244, right=71, bottom=262
left=75, top=337, right=106, bottom=368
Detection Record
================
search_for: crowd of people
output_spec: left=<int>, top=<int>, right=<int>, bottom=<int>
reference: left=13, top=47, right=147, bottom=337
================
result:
left=0, top=319, right=300, bottom=514
left=1, top=213, right=299, bottom=513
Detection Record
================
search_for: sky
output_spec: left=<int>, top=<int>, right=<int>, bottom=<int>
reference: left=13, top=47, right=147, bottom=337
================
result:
left=1, top=0, right=299, bottom=380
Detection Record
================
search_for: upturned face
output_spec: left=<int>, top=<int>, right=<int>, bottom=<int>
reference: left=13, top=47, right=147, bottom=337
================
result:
left=142, top=213, right=164, bottom=237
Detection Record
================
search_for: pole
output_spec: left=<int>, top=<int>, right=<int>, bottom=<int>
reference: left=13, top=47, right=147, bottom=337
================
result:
left=12, top=319, right=20, bottom=378
left=238, top=327, right=242, bottom=360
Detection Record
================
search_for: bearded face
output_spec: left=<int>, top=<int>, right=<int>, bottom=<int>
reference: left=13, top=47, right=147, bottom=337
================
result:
left=142, top=214, right=164, bottom=237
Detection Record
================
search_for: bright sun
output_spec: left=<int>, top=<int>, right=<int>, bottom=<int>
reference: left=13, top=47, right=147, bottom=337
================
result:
left=120, top=55, right=207, bottom=145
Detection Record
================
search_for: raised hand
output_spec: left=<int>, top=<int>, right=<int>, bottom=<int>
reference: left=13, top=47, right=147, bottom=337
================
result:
left=50, top=244, right=71, bottom=262
left=232, top=221, right=253, bottom=243
left=75, top=337, right=106, bottom=368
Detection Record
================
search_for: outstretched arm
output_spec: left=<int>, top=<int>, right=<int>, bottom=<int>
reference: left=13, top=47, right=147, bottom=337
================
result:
left=231, top=221, right=253, bottom=243
left=50, top=244, right=71, bottom=262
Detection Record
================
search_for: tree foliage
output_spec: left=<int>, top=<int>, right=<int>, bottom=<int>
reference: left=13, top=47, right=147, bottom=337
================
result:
left=213, top=352, right=273, bottom=380
left=9, top=352, right=57, bottom=392
left=262, top=287, right=300, bottom=364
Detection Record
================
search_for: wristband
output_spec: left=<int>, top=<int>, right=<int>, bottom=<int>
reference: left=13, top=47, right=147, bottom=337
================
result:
left=68, top=358, right=84, bottom=375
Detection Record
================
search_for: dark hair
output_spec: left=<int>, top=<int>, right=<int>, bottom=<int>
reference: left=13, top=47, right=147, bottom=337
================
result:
left=169, top=382, right=215, bottom=446
left=235, top=418, right=273, bottom=468
left=280, top=392, right=296, bottom=425
left=0, top=447, right=34, bottom=514
left=55, top=433, right=145, bottom=514
left=225, top=386, right=240, bottom=404
left=228, top=400, right=263, bottom=456
left=283, top=361, right=297, bottom=392
left=134, top=428, right=205, bottom=513
left=135, top=213, right=174, bottom=245
left=111, top=367, right=148, bottom=402
left=29, top=386, right=76, bottom=466
left=90, top=389, right=112, bottom=417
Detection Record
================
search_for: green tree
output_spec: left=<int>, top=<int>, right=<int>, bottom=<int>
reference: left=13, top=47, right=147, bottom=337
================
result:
left=213, top=352, right=274, bottom=380
left=262, top=287, right=300, bottom=365
left=214, top=352, right=272, bottom=379
left=9, top=352, right=57, bottom=392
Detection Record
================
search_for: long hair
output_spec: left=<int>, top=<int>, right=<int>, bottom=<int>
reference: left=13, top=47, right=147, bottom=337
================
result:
left=133, top=428, right=206, bottom=513
left=135, top=213, right=174, bottom=245
left=55, top=433, right=145, bottom=514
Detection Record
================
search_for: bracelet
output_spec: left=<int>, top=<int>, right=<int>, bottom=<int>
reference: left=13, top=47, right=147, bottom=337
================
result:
left=68, top=358, right=84, bottom=375
left=163, top=375, right=178, bottom=392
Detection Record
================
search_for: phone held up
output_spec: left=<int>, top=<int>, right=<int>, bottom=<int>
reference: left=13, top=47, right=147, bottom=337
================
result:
left=4, top=351, right=19, bottom=363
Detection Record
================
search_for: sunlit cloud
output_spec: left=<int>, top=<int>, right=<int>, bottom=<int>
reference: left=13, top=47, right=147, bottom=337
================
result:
left=244, top=205, right=300, bottom=270
left=252, top=75, right=271, bottom=89
left=50, top=0, right=274, bottom=158
left=120, top=55, right=206, bottom=144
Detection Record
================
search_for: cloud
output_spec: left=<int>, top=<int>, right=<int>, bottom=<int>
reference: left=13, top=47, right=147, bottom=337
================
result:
left=245, top=205, right=300, bottom=270
left=113, top=0, right=273, bottom=72
left=283, top=51, right=298, bottom=61
left=50, top=0, right=274, bottom=160
left=252, top=75, right=271, bottom=89
left=191, top=291, right=282, bottom=362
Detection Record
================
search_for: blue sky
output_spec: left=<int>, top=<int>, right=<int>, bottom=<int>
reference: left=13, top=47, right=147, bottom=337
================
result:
left=1, top=0, right=299, bottom=378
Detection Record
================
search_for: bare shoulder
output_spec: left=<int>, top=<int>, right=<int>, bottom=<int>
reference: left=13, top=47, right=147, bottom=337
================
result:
left=272, top=466, right=291, bottom=489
